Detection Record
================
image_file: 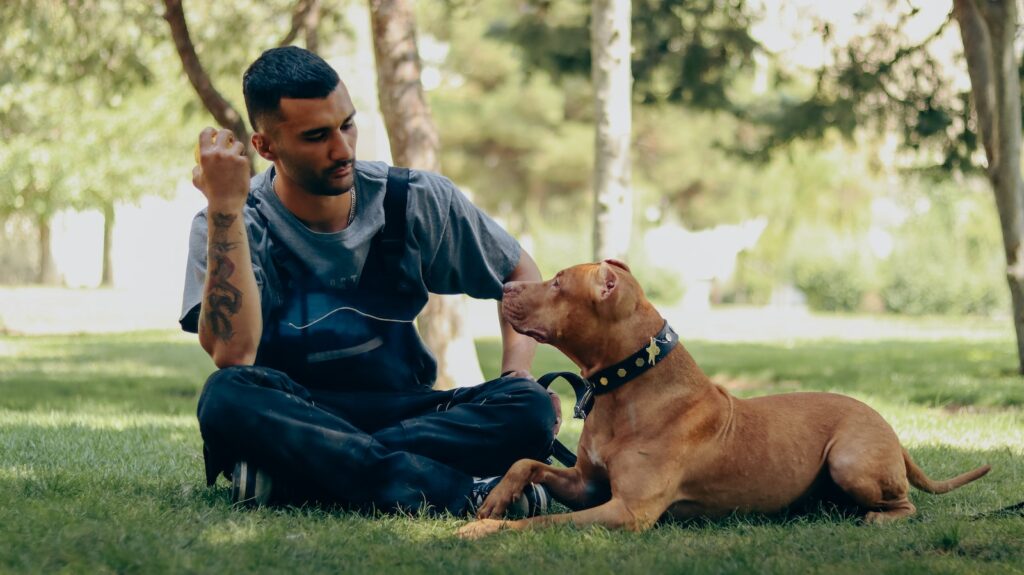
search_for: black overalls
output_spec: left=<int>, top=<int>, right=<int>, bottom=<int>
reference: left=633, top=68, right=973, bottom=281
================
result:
left=195, top=168, right=555, bottom=514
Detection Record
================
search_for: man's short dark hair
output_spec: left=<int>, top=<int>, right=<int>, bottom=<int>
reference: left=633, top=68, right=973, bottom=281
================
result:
left=242, top=46, right=340, bottom=131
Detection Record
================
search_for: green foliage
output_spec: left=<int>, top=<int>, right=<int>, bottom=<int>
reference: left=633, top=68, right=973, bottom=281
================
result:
left=492, top=0, right=760, bottom=109
left=746, top=173, right=1008, bottom=316
left=171, top=0, right=350, bottom=111
left=0, top=0, right=333, bottom=282
left=880, top=179, right=1007, bottom=316
left=629, top=263, right=687, bottom=305
left=425, top=0, right=1010, bottom=324
left=0, top=216, right=39, bottom=284
left=0, top=0, right=162, bottom=103
left=783, top=224, right=874, bottom=313
left=699, top=134, right=886, bottom=308
left=792, top=258, right=868, bottom=313
left=0, top=0, right=1010, bottom=328
left=519, top=217, right=593, bottom=279
left=0, top=137, right=64, bottom=220
left=720, top=251, right=775, bottom=305
left=424, top=0, right=763, bottom=256
left=882, top=260, right=961, bottom=316
left=425, top=5, right=593, bottom=237
left=739, top=3, right=980, bottom=175
left=0, top=3, right=187, bottom=226
left=66, top=75, right=200, bottom=210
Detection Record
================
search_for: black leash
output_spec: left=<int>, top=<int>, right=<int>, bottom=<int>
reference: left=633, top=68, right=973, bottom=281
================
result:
left=970, top=499, right=1024, bottom=520
left=536, top=371, right=594, bottom=467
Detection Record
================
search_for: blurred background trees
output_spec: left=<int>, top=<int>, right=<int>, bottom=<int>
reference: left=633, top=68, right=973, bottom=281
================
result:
left=0, top=0, right=1016, bottom=365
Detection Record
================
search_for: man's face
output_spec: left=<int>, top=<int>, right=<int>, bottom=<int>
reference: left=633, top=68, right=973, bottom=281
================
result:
left=263, top=84, right=359, bottom=196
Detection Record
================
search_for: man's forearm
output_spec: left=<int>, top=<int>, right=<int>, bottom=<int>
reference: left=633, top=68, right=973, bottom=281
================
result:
left=198, top=208, right=262, bottom=367
left=498, top=249, right=542, bottom=375
left=499, top=313, right=538, bottom=375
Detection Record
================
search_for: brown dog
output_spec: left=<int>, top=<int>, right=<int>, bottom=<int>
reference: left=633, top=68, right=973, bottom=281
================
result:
left=457, top=260, right=990, bottom=539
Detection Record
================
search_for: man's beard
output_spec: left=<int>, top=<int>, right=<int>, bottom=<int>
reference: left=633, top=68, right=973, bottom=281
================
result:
left=308, top=185, right=350, bottom=197
left=306, top=160, right=355, bottom=196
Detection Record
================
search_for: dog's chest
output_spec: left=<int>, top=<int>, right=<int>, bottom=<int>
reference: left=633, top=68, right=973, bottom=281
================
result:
left=580, top=419, right=624, bottom=475
left=582, top=395, right=639, bottom=466
left=582, top=435, right=608, bottom=471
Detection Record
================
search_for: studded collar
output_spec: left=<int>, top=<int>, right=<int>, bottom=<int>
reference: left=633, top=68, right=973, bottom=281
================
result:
left=587, top=320, right=679, bottom=395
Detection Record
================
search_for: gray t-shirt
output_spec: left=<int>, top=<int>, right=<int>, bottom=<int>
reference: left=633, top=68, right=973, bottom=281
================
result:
left=179, top=161, right=521, bottom=333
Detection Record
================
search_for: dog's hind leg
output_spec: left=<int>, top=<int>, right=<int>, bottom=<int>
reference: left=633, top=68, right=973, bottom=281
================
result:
left=861, top=501, right=916, bottom=524
left=826, top=431, right=917, bottom=523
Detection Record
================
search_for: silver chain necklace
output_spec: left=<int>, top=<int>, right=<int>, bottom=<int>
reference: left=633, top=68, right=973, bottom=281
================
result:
left=347, top=185, right=357, bottom=225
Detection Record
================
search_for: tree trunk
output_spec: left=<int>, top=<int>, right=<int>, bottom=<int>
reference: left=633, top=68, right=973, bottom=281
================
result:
left=100, top=201, right=115, bottom=287
left=368, top=0, right=484, bottom=389
left=369, top=0, right=440, bottom=169
left=954, top=0, right=1024, bottom=373
left=36, top=215, right=58, bottom=286
left=162, top=0, right=256, bottom=174
left=591, top=0, right=633, bottom=261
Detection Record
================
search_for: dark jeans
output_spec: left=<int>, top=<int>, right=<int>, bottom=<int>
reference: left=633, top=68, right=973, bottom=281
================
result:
left=196, top=366, right=555, bottom=514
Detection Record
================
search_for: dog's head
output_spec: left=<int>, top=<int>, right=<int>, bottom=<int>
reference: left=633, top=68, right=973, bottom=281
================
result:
left=502, top=259, right=660, bottom=372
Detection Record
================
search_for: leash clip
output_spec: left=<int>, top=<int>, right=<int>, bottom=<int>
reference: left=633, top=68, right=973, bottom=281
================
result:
left=536, top=371, right=595, bottom=421
left=574, top=384, right=594, bottom=420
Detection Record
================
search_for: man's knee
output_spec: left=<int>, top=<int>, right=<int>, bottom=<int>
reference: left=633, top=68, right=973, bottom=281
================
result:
left=197, top=366, right=284, bottom=432
left=197, top=366, right=251, bottom=435
left=497, top=377, right=557, bottom=454
left=198, top=366, right=311, bottom=428
left=195, top=367, right=268, bottom=482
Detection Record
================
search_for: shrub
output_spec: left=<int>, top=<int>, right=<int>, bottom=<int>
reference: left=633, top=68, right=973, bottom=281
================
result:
left=630, top=263, right=686, bottom=305
left=881, top=253, right=1005, bottom=316
left=792, top=256, right=867, bottom=312
left=879, top=182, right=1007, bottom=316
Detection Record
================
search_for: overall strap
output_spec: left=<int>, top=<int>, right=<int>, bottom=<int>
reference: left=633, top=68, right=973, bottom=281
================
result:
left=379, top=166, right=410, bottom=272
left=358, top=166, right=412, bottom=293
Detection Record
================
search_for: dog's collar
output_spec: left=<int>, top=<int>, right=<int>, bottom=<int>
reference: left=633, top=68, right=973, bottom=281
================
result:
left=588, top=320, right=679, bottom=395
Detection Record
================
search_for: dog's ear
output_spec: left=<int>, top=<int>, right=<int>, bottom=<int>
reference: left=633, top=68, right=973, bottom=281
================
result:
left=603, top=258, right=631, bottom=273
left=598, top=261, right=619, bottom=300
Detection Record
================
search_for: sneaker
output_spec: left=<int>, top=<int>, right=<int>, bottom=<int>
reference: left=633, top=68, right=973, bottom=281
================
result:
left=231, top=460, right=274, bottom=507
left=468, top=476, right=550, bottom=518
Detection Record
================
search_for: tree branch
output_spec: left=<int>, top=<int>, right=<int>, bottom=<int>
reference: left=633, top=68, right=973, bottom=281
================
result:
left=162, top=0, right=255, bottom=174
left=304, top=0, right=321, bottom=54
left=278, top=0, right=316, bottom=49
left=891, top=8, right=954, bottom=64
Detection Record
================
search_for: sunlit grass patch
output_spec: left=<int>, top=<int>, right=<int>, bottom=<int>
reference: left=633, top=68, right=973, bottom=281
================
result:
left=0, top=330, right=212, bottom=414
left=1, top=329, right=1022, bottom=573
left=0, top=409, right=195, bottom=430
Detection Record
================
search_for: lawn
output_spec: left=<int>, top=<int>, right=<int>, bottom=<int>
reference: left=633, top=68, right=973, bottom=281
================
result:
left=1, top=329, right=1023, bottom=574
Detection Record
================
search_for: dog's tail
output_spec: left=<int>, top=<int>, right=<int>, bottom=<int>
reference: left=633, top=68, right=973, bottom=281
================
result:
left=903, top=448, right=991, bottom=494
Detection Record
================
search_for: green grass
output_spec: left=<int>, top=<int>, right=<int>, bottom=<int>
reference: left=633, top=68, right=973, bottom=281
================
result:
left=2, top=330, right=1024, bottom=574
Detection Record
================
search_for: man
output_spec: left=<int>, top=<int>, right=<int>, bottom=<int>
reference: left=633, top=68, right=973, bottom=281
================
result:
left=180, top=46, right=557, bottom=516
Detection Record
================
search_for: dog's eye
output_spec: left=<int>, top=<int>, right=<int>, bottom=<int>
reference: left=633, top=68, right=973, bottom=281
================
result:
left=551, top=277, right=560, bottom=289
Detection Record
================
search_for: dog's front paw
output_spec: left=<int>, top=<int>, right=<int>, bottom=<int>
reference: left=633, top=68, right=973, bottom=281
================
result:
left=457, top=518, right=506, bottom=540
left=476, top=482, right=519, bottom=519
left=476, top=494, right=507, bottom=519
